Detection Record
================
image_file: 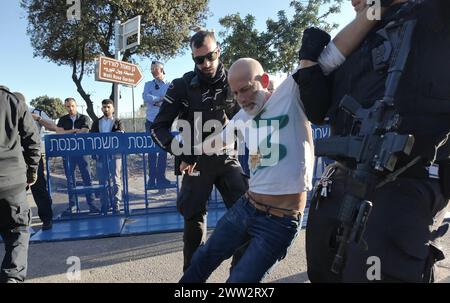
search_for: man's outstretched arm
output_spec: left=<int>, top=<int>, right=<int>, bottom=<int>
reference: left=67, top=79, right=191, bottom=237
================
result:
left=294, top=5, right=384, bottom=124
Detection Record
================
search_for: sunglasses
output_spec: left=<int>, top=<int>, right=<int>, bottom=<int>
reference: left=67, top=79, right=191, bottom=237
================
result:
left=192, top=48, right=219, bottom=65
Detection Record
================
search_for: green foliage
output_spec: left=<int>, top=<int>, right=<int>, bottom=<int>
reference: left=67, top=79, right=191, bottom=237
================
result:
left=30, top=95, right=66, bottom=119
left=219, top=0, right=343, bottom=73
left=21, top=0, right=209, bottom=66
left=20, top=0, right=209, bottom=119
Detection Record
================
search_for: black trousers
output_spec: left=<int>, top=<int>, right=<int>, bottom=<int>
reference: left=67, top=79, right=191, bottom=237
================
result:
left=30, top=156, right=53, bottom=223
left=0, top=186, right=31, bottom=283
left=306, top=166, right=449, bottom=283
left=178, top=155, right=249, bottom=272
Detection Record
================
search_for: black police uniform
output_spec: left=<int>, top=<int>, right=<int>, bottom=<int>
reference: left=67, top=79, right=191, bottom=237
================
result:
left=296, top=0, right=450, bottom=282
left=151, top=63, right=248, bottom=271
left=30, top=108, right=53, bottom=228
left=0, top=87, right=41, bottom=282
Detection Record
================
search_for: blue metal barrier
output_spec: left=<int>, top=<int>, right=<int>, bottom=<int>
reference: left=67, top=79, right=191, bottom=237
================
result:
left=44, top=132, right=176, bottom=216
left=32, top=125, right=331, bottom=242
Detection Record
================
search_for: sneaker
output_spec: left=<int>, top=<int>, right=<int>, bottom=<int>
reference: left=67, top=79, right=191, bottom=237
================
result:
left=112, top=207, right=120, bottom=215
left=42, top=220, right=53, bottom=231
left=146, top=179, right=157, bottom=189
left=61, top=206, right=77, bottom=216
left=100, top=203, right=109, bottom=215
left=157, top=178, right=174, bottom=188
left=88, top=204, right=101, bottom=214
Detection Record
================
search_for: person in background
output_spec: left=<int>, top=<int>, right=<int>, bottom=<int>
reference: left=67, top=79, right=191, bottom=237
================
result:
left=90, top=99, right=124, bottom=215
left=142, top=61, right=172, bottom=189
left=56, top=97, right=99, bottom=215
left=14, top=92, right=56, bottom=230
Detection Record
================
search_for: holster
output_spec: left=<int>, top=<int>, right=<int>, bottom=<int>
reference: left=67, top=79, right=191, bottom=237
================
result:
left=439, top=160, right=450, bottom=199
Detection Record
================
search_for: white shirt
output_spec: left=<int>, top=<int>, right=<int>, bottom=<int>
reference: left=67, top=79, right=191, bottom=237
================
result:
left=99, top=116, right=114, bottom=133
left=227, top=77, right=315, bottom=194
left=70, top=115, right=77, bottom=129
left=207, top=41, right=345, bottom=194
left=29, top=107, right=50, bottom=135
left=29, top=107, right=51, bottom=153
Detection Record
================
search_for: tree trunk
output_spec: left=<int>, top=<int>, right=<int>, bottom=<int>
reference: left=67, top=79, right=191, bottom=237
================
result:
left=109, top=83, right=115, bottom=101
left=71, top=72, right=97, bottom=121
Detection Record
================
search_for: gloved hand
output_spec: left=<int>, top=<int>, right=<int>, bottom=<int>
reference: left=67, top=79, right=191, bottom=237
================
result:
left=298, top=27, right=331, bottom=62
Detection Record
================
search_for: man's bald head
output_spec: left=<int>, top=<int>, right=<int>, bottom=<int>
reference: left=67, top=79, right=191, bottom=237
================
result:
left=228, top=58, right=270, bottom=116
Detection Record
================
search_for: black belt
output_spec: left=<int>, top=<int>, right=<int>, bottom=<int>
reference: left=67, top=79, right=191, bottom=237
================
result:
left=244, top=193, right=302, bottom=220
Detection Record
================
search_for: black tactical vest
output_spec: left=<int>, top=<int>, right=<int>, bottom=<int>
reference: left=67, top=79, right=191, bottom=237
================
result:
left=178, top=70, right=237, bottom=143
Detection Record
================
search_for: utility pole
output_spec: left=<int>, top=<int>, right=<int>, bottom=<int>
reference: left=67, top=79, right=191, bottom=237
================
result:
left=130, top=58, right=137, bottom=132
left=96, top=16, right=142, bottom=120
left=114, top=20, right=121, bottom=119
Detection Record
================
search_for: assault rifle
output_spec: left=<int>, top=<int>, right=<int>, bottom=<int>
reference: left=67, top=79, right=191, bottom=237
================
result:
left=315, top=17, right=418, bottom=274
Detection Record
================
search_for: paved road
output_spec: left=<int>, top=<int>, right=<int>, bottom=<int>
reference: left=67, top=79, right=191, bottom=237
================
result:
left=0, top=189, right=449, bottom=283
left=0, top=227, right=448, bottom=283
left=21, top=230, right=309, bottom=283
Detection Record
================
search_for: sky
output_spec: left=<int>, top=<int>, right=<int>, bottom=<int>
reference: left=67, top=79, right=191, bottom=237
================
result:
left=0, top=0, right=355, bottom=117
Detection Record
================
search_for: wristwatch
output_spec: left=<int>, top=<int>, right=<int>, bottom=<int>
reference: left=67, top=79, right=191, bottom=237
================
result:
left=37, top=116, right=43, bottom=122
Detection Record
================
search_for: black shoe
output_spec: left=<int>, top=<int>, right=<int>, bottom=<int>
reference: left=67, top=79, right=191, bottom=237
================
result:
left=157, top=178, right=174, bottom=188
left=61, top=206, right=77, bottom=216
left=42, top=220, right=53, bottom=231
left=147, top=179, right=157, bottom=189
left=88, top=204, right=101, bottom=214
left=100, top=203, right=109, bottom=215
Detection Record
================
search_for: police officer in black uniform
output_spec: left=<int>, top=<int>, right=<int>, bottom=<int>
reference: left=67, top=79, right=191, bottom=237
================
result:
left=0, top=86, right=41, bottom=283
left=294, top=0, right=450, bottom=282
left=150, top=31, right=248, bottom=271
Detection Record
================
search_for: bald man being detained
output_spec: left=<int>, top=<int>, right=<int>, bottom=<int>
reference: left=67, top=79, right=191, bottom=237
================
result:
left=180, top=58, right=316, bottom=282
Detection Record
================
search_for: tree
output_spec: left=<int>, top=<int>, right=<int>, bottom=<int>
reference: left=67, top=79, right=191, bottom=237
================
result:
left=219, top=14, right=276, bottom=72
left=219, top=0, right=343, bottom=73
left=30, top=95, right=66, bottom=119
left=21, top=0, right=209, bottom=120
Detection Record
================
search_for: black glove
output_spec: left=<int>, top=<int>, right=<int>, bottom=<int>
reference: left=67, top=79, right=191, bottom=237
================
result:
left=298, top=27, right=331, bottom=62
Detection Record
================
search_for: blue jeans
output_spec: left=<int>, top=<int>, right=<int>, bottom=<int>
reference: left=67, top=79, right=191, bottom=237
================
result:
left=96, top=155, right=122, bottom=211
left=180, top=196, right=301, bottom=283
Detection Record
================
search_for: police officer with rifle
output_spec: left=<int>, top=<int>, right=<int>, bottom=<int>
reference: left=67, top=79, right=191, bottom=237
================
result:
left=294, top=0, right=450, bottom=282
